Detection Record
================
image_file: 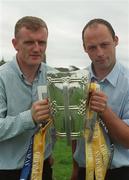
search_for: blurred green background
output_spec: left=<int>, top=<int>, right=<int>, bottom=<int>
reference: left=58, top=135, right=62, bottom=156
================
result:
left=53, top=138, right=72, bottom=180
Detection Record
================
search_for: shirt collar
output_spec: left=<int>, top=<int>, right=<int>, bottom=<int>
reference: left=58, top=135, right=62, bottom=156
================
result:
left=11, top=56, right=23, bottom=78
left=11, top=56, right=42, bottom=80
left=88, top=61, right=120, bottom=87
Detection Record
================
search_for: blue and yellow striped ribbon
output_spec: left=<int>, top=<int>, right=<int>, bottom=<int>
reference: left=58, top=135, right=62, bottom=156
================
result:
left=31, top=119, right=52, bottom=180
left=85, top=83, right=110, bottom=180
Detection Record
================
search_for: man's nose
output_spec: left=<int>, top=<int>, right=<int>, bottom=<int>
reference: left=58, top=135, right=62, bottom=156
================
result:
left=96, top=46, right=104, bottom=56
left=34, top=41, right=40, bottom=47
left=33, top=41, right=41, bottom=51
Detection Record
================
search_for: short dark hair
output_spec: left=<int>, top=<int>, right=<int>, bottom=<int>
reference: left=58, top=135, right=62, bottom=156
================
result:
left=14, top=16, right=48, bottom=37
left=82, top=18, right=116, bottom=43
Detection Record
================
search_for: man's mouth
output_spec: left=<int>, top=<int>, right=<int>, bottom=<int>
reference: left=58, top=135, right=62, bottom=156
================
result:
left=30, top=54, right=41, bottom=58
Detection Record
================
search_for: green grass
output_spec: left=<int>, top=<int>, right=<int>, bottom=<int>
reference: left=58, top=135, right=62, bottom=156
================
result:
left=53, top=138, right=72, bottom=180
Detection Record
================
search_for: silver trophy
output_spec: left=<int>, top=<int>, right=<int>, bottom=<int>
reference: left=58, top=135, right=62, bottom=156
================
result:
left=47, top=69, right=90, bottom=143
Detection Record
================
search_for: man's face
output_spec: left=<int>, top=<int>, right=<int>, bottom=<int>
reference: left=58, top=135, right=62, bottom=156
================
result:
left=12, top=27, right=48, bottom=67
left=83, top=24, right=118, bottom=71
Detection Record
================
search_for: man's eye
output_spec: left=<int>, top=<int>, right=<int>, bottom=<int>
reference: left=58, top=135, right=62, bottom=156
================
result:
left=101, top=43, right=110, bottom=48
left=88, top=46, right=96, bottom=51
left=38, top=41, right=46, bottom=46
left=24, top=41, right=46, bottom=46
left=24, top=41, right=34, bottom=45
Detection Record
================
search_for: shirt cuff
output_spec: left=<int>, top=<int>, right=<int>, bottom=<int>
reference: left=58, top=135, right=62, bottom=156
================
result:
left=20, top=110, right=36, bottom=130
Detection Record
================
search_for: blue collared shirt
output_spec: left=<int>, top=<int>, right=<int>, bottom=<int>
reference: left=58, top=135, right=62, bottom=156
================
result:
left=74, top=61, right=129, bottom=169
left=0, top=57, right=56, bottom=169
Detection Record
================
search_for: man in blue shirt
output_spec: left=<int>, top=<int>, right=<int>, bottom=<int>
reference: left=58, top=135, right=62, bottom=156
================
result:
left=0, top=16, right=55, bottom=180
left=71, top=18, right=129, bottom=180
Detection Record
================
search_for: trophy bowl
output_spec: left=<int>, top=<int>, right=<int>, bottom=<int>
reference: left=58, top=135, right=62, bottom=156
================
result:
left=47, top=69, right=90, bottom=141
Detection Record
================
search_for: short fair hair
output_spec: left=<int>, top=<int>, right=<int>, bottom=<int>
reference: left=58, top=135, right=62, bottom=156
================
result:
left=14, top=16, right=48, bottom=37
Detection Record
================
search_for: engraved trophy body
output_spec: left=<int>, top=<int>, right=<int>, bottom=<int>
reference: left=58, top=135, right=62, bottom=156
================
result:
left=47, top=69, right=90, bottom=143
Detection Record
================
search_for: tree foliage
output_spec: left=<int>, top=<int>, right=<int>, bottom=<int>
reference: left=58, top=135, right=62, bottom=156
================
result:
left=0, top=57, right=6, bottom=66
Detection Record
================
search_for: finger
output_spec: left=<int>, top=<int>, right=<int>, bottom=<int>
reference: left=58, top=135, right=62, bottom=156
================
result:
left=36, top=114, right=50, bottom=123
left=36, top=109, right=50, bottom=116
left=90, top=100, right=107, bottom=113
left=38, top=99, right=49, bottom=105
left=33, top=104, right=50, bottom=113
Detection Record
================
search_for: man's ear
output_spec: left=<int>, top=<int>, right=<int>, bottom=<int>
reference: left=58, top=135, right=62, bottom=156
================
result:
left=12, top=38, right=18, bottom=51
left=114, top=35, right=119, bottom=47
left=83, top=42, right=87, bottom=53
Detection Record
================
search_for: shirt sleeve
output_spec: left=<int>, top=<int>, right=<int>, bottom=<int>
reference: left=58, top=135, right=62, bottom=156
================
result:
left=0, top=110, right=35, bottom=142
left=0, top=85, right=35, bottom=142
left=122, top=89, right=129, bottom=125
